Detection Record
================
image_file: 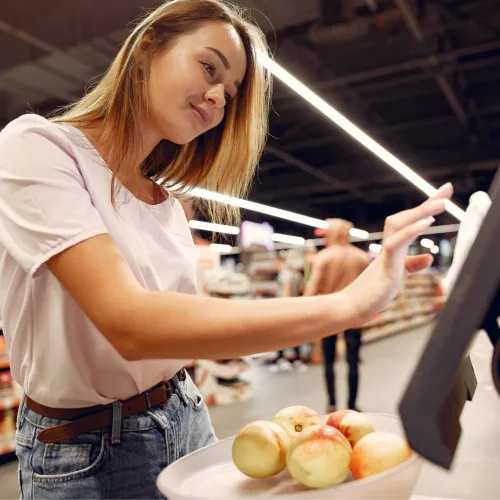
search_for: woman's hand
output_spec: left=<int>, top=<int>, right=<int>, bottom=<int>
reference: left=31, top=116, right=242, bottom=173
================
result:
left=340, top=183, right=454, bottom=327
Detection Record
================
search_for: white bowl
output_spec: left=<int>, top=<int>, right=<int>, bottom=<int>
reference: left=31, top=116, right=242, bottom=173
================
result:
left=157, top=413, right=423, bottom=499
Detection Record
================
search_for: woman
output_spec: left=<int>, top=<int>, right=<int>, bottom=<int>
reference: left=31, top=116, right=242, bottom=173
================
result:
left=0, top=0, right=452, bottom=498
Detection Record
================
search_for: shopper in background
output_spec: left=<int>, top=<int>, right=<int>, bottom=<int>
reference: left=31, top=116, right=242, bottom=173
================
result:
left=304, top=219, right=371, bottom=413
left=0, top=0, right=453, bottom=497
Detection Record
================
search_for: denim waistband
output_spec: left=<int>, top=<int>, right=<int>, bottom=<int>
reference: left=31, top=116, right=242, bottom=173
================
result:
left=19, top=375, right=191, bottom=434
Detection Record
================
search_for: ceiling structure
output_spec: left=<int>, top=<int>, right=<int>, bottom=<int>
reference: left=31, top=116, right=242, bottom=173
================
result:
left=1, top=0, right=499, bottom=240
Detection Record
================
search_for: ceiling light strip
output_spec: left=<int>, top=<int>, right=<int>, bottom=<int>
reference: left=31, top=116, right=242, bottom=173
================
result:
left=272, top=233, right=306, bottom=245
left=189, top=220, right=240, bottom=235
left=261, top=56, right=466, bottom=221
left=191, top=188, right=329, bottom=229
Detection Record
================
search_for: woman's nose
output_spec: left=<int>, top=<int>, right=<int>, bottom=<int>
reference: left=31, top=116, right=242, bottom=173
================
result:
left=205, top=84, right=226, bottom=109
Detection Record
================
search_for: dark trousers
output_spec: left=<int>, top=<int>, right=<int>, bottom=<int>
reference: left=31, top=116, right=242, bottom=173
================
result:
left=322, top=329, right=362, bottom=409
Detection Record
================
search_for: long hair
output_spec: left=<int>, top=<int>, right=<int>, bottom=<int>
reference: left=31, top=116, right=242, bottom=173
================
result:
left=53, top=0, right=272, bottom=225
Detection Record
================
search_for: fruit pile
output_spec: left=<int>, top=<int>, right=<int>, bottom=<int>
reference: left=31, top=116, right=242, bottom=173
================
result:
left=232, top=406, right=413, bottom=489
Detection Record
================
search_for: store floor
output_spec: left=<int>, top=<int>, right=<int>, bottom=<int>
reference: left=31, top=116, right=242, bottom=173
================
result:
left=1, top=325, right=499, bottom=499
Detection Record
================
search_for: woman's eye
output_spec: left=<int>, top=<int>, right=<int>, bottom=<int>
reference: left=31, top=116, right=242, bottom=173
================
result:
left=203, top=62, right=215, bottom=77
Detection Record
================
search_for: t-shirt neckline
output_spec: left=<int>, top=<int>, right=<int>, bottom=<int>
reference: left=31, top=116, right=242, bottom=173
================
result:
left=58, top=122, right=173, bottom=208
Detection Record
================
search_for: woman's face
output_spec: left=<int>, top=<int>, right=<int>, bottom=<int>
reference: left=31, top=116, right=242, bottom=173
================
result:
left=147, top=22, right=248, bottom=145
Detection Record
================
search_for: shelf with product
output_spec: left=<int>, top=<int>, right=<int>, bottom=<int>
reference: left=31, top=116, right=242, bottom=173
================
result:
left=0, top=330, right=21, bottom=456
left=0, top=436, right=16, bottom=456
left=192, top=257, right=255, bottom=406
left=361, top=272, right=444, bottom=344
left=194, top=358, right=253, bottom=406
left=245, top=248, right=314, bottom=369
left=0, top=332, right=9, bottom=371
left=246, top=251, right=281, bottom=300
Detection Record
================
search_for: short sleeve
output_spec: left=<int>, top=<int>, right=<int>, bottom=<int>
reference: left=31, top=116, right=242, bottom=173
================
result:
left=0, top=119, right=109, bottom=277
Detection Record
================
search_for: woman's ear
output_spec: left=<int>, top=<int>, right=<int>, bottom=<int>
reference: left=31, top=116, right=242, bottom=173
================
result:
left=135, top=30, right=158, bottom=75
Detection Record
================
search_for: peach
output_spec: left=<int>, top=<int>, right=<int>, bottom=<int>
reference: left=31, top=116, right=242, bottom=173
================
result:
left=350, top=431, right=413, bottom=479
left=232, top=420, right=290, bottom=478
left=325, top=409, right=357, bottom=430
left=338, top=412, right=376, bottom=448
left=286, top=425, right=352, bottom=489
left=272, top=405, right=323, bottom=442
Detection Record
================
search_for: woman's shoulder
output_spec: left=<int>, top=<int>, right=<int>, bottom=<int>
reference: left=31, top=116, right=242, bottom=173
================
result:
left=0, top=114, right=92, bottom=171
left=0, top=114, right=75, bottom=152
left=2, top=113, right=55, bottom=136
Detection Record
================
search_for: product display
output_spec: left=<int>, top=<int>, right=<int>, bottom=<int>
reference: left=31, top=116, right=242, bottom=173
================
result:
left=361, top=272, right=444, bottom=343
left=234, top=407, right=412, bottom=489
left=350, top=432, right=413, bottom=480
left=193, top=260, right=254, bottom=406
left=157, top=412, right=422, bottom=499
left=327, top=410, right=376, bottom=447
left=286, top=424, right=352, bottom=488
left=232, top=420, right=290, bottom=478
left=0, top=330, right=22, bottom=456
left=272, top=405, right=323, bottom=441
left=195, top=358, right=253, bottom=406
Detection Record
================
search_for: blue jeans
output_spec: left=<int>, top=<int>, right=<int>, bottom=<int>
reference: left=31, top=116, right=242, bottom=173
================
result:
left=15, top=374, right=217, bottom=499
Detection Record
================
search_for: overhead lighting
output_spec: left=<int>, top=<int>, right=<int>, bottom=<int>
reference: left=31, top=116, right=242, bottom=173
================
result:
left=421, top=238, right=434, bottom=249
left=189, top=220, right=240, bottom=235
left=260, top=55, right=465, bottom=221
left=431, top=245, right=440, bottom=255
left=191, top=187, right=373, bottom=237
left=192, top=188, right=329, bottom=229
left=350, top=228, right=369, bottom=240
left=272, top=233, right=306, bottom=245
left=209, top=243, right=233, bottom=253
left=369, top=243, right=383, bottom=253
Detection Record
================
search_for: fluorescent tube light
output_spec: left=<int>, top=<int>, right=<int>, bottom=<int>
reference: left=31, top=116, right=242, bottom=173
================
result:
left=421, top=238, right=435, bottom=249
left=189, top=220, right=240, bottom=235
left=369, top=243, right=383, bottom=253
left=272, top=233, right=306, bottom=245
left=260, top=55, right=465, bottom=221
left=209, top=244, right=233, bottom=253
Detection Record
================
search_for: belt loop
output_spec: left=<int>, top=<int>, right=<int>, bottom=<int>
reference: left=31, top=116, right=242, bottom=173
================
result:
left=111, top=400, right=123, bottom=445
left=16, top=393, right=26, bottom=430
left=172, top=375, right=189, bottom=405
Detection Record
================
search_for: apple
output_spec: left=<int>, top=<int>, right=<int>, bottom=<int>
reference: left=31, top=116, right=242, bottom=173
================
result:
left=272, top=405, right=323, bottom=441
left=232, top=420, right=290, bottom=478
left=350, top=431, right=413, bottom=479
left=325, top=409, right=357, bottom=430
left=287, top=424, right=352, bottom=489
left=338, top=412, right=375, bottom=448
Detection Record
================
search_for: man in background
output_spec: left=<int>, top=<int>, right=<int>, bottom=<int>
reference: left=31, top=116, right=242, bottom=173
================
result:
left=304, top=219, right=371, bottom=412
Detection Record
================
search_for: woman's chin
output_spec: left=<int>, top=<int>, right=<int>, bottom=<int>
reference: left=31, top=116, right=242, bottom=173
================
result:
left=163, top=131, right=199, bottom=146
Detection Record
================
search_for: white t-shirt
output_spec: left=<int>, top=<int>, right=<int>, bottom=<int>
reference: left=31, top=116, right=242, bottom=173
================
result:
left=0, top=114, right=196, bottom=408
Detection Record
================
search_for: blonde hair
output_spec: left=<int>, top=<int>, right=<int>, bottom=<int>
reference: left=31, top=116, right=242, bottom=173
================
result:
left=52, top=0, right=272, bottom=225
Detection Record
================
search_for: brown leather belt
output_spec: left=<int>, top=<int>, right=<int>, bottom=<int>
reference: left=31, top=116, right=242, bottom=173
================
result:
left=26, top=369, right=186, bottom=444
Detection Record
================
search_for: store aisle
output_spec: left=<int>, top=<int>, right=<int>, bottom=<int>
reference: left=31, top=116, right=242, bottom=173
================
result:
left=1, top=324, right=499, bottom=499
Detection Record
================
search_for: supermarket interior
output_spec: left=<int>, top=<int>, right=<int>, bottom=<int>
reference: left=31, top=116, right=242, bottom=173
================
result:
left=1, top=1, right=500, bottom=499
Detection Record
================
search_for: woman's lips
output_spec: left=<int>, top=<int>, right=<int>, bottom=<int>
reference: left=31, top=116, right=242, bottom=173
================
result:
left=190, top=104, right=210, bottom=126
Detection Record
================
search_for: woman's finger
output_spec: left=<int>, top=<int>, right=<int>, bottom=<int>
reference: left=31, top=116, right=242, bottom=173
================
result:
left=383, top=183, right=454, bottom=238
left=383, top=216, right=435, bottom=255
left=384, top=199, right=445, bottom=238
left=429, top=182, right=454, bottom=201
